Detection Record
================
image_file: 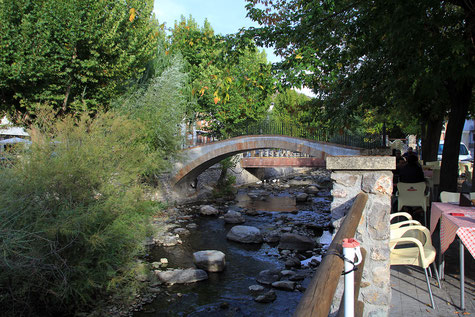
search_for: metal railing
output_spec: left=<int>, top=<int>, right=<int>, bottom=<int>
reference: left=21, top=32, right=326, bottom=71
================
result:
left=183, top=120, right=383, bottom=149
left=293, top=192, right=368, bottom=317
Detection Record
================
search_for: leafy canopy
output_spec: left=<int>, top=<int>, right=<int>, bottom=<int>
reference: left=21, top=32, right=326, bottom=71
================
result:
left=0, top=0, right=159, bottom=118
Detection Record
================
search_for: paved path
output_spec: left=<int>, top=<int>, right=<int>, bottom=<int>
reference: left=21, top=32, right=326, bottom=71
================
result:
left=390, top=245, right=474, bottom=316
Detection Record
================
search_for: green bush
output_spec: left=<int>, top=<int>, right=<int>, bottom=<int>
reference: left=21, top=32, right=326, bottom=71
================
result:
left=114, top=51, right=192, bottom=176
left=0, top=111, right=160, bottom=316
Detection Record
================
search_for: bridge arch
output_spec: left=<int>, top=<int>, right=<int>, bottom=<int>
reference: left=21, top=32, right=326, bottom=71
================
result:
left=171, top=135, right=363, bottom=189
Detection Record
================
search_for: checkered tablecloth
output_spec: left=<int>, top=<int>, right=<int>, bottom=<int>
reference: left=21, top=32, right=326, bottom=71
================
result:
left=430, top=202, right=475, bottom=258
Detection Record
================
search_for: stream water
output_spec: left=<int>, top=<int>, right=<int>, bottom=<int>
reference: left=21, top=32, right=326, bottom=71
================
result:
left=135, top=172, right=332, bottom=317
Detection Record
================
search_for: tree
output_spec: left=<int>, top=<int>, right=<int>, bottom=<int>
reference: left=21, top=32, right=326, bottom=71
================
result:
left=270, top=88, right=311, bottom=124
left=0, top=0, right=159, bottom=119
left=113, top=46, right=191, bottom=175
left=245, top=0, right=475, bottom=191
left=167, top=16, right=276, bottom=137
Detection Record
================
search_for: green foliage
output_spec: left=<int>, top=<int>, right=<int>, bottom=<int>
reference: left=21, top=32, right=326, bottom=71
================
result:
left=113, top=47, right=190, bottom=173
left=212, top=157, right=237, bottom=198
left=0, top=110, right=160, bottom=316
left=245, top=0, right=474, bottom=133
left=167, top=16, right=276, bottom=138
left=270, top=89, right=311, bottom=124
left=0, top=0, right=160, bottom=117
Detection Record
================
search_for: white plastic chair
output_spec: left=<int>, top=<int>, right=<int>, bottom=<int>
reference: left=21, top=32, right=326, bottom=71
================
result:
left=396, top=182, right=430, bottom=226
left=390, top=212, right=421, bottom=227
left=439, top=191, right=459, bottom=203
left=390, top=225, right=440, bottom=309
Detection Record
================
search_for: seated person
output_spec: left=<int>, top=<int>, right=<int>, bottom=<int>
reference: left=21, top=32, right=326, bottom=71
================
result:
left=392, top=149, right=406, bottom=186
left=398, top=154, right=425, bottom=183
left=402, top=147, right=418, bottom=159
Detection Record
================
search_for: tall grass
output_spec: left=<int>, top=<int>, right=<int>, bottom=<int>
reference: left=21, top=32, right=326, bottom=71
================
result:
left=0, top=111, right=160, bottom=316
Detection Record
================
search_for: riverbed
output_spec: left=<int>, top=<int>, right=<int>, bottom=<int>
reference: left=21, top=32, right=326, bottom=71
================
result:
left=135, top=169, right=333, bottom=317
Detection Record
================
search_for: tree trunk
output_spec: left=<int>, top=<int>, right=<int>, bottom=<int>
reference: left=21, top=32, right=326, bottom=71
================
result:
left=420, top=115, right=443, bottom=163
left=439, top=79, right=473, bottom=192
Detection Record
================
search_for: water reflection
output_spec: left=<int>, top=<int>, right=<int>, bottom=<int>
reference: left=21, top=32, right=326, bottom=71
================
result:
left=235, top=193, right=297, bottom=212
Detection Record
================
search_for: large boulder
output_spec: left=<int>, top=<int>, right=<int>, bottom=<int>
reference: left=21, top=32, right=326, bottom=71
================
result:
left=155, top=268, right=208, bottom=285
left=200, top=205, right=219, bottom=216
left=224, top=210, right=245, bottom=224
left=226, top=225, right=263, bottom=243
left=193, top=250, right=226, bottom=272
left=278, top=233, right=316, bottom=251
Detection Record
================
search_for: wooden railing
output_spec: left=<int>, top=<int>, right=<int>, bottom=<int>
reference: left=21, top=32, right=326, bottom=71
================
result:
left=294, top=192, right=368, bottom=317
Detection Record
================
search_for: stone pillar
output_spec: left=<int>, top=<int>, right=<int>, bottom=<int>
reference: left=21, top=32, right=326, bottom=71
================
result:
left=327, top=156, right=395, bottom=317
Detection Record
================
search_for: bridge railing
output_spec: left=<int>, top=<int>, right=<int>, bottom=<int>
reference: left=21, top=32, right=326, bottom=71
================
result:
left=230, top=120, right=382, bottom=149
left=182, top=120, right=383, bottom=149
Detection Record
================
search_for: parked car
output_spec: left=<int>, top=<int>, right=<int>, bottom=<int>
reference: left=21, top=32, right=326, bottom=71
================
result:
left=437, top=141, right=472, bottom=161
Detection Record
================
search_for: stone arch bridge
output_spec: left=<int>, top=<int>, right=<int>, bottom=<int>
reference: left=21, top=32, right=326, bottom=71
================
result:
left=171, top=135, right=364, bottom=189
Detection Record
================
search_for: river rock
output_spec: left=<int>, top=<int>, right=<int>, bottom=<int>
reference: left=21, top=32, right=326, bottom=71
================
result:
left=271, top=280, right=296, bottom=291
left=278, top=233, right=316, bottom=251
left=155, top=268, right=208, bottom=285
left=173, top=227, right=190, bottom=236
left=263, top=230, right=280, bottom=243
left=288, top=179, right=314, bottom=186
left=226, top=225, right=263, bottom=243
left=224, top=210, right=245, bottom=224
left=244, top=208, right=259, bottom=216
left=200, top=205, right=219, bottom=216
left=254, top=290, right=277, bottom=303
left=193, top=250, right=226, bottom=272
left=248, top=284, right=265, bottom=295
left=154, top=233, right=182, bottom=247
left=186, top=223, right=198, bottom=229
left=256, top=269, right=282, bottom=285
left=295, top=192, right=309, bottom=202
left=284, top=257, right=301, bottom=269
left=305, top=185, right=320, bottom=194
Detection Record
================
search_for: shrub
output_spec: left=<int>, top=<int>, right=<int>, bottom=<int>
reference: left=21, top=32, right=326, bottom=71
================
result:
left=114, top=51, right=192, bottom=176
left=0, top=111, right=160, bottom=316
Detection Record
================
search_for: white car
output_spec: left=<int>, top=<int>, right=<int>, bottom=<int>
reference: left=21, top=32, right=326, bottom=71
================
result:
left=437, top=141, right=472, bottom=161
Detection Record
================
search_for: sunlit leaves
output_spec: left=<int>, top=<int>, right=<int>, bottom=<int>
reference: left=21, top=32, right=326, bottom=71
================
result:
left=166, top=16, right=275, bottom=137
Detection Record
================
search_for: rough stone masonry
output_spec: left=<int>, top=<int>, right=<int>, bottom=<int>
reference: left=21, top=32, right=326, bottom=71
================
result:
left=327, top=155, right=395, bottom=317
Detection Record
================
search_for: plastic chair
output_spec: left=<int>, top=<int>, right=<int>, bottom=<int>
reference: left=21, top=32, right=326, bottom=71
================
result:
left=396, top=182, right=430, bottom=226
left=390, top=225, right=440, bottom=309
left=439, top=191, right=459, bottom=203
left=390, top=212, right=413, bottom=222
left=390, top=212, right=420, bottom=227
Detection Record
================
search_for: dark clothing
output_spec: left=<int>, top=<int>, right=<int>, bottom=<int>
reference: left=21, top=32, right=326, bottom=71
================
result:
left=398, top=163, right=425, bottom=183
left=395, top=157, right=405, bottom=166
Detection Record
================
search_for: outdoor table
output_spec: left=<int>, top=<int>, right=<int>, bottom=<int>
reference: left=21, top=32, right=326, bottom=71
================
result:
left=430, top=202, right=475, bottom=310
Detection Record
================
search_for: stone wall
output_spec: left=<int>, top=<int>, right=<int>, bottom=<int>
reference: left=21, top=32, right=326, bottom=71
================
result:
left=327, top=156, right=395, bottom=317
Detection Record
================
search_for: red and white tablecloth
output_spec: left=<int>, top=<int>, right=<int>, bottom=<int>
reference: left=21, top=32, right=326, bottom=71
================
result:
left=430, top=202, right=475, bottom=258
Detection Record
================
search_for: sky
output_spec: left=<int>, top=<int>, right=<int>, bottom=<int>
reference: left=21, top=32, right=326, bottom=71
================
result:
left=152, top=0, right=315, bottom=97
left=152, top=0, right=280, bottom=63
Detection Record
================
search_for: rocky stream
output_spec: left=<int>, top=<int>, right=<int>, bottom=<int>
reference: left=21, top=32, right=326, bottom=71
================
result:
left=131, top=168, right=334, bottom=317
